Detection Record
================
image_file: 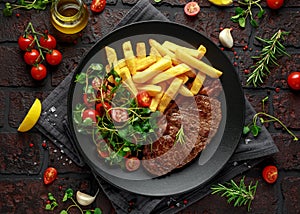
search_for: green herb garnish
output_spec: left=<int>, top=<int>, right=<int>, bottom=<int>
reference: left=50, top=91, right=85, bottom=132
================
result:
left=2, top=0, right=52, bottom=16
left=211, top=177, right=258, bottom=212
left=246, top=30, right=290, bottom=87
left=231, top=0, right=265, bottom=28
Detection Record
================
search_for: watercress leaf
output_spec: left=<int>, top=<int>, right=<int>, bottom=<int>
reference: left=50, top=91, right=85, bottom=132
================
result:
left=235, top=7, right=244, bottom=14
left=257, top=9, right=265, bottom=18
left=250, top=19, right=258, bottom=28
left=85, top=210, right=92, bottom=214
left=66, top=188, right=74, bottom=198
left=62, top=193, right=68, bottom=202
left=45, top=204, right=52, bottom=210
left=238, top=17, right=246, bottom=28
left=94, top=208, right=102, bottom=214
left=123, top=147, right=130, bottom=152
left=60, top=210, right=68, bottom=214
left=251, top=125, right=261, bottom=137
left=3, top=7, right=13, bottom=16
left=243, top=126, right=250, bottom=135
left=231, top=14, right=241, bottom=21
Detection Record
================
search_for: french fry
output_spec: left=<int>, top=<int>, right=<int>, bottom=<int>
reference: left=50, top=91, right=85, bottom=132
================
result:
left=122, top=41, right=137, bottom=75
left=162, top=41, right=203, bottom=59
left=190, top=71, right=206, bottom=95
left=132, top=56, right=172, bottom=83
left=149, top=46, right=162, bottom=60
left=136, top=42, right=147, bottom=59
left=149, top=39, right=180, bottom=65
left=118, top=67, right=138, bottom=96
left=179, top=85, right=194, bottom=97
left=175, top=49, right=222, bottom=78
left=150, top=63, right=191, bottom=84
left=149, top=82, right=166, bottom=112
left=158, top=77, right=183, bottom=112
left=136, top=84, right=162, bottom=96
left=136, top=55, right=157, bottom=71
left=105, top=46, right=118, bottom=69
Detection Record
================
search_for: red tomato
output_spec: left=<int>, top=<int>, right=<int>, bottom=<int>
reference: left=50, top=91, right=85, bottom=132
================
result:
left=39, top=34, right=57, bottom=50
left=287, top=72, right=300, bottom=91
left=111, top=108, right=129, bottom=123
left=31, top=64, right=47, bottom=80
left=46, top=49, right=62, bottom=66
left=95, top=102, right=111, bottom=116
left=91, top=0, right=106, bottom=13
left=43, top=167, right=58, bottom=185
left=18, top=35, right=35, bottom=51
left=262, top=165, right=278, bottom=184
left=82, top=109, right=100, bottom=123
left=266, top=0, right=284, bottom=9
left=125, top=157, right=141, bottom=172
left=184, top=2, right=200, bottom=16
left=83, top=93, right=95, bottom=107
left=24, top=49, right=40, bottom=65
left=137, top=91, right=151, bottom=107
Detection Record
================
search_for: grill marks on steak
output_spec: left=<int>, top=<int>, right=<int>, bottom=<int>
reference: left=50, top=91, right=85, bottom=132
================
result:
left=142, top=94, right=222, bottom=176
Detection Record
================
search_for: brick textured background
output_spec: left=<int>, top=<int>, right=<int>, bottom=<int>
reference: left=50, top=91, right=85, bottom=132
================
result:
left=0, top=0, right=299, bottom=213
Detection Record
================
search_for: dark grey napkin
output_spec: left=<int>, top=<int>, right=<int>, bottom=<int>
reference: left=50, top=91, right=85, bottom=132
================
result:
left=36, top=0, right=278, bottom=213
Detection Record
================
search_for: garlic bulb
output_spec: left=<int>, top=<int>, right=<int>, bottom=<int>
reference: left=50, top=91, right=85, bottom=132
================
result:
left=76, top=189, right=99, bottom=206
left=219, top=28, right=234, bottom=48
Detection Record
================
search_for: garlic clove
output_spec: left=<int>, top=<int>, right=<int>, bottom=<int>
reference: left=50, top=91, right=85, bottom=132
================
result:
left=76, top=189, right=99, bottom=206
left=219, top=28, right=234, bottom=48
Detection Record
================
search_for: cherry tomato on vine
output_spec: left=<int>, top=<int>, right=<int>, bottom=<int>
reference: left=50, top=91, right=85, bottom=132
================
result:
left=184, top=2, right=200, bottom=16
left=39, top=34, right=57, bottom=49
left=287, top=72, right=300, bottom=91
left=266, top=0, right=284, bottom=9
left=125, top=157, right=141, bottom=172
left=46, top=49, right=62, bottom=65
left=18, top=35, right=35, bottom=51
left=82, top=109, right=100, bottom=123
left=262, top=165, right=278, bottom=184
left=91, top=0, right=106, bottom=13
left=43, top=167, right=58, bottom=185
left=31, top=64, right=47, bottom=80
left=136, top=91, right=151, bottom=107
left=24, top=49, right=40, bottom=65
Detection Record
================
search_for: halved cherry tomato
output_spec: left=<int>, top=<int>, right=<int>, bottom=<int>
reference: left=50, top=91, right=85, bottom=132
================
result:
left=266, top=0, right=284, bottom=9
left=184, top=2, right=200, bottom=16
left=111, top=108, right=129, bottom=123
left=91, top=0, right=106, bottom=13
left=125, top=157, right=141, bottom=172
left=18, top=35, right=35, bottom=51
left=24, top=49, right=40, bottom=65
left=46, top=49, right=62, bottom=66
left=39, top=34, right=57, bottom=50
left=287, top=72, right=300, bottom=91
left=31, top=64, right=47, bottom=80
left=95, top=102, right=111, bottom=116
left=43, top=167, right=58, bottom=185
left=136, top=91, right=151, bottom=107
left=262, top=165, right=278, bottom=184
left=82, top=109, right=100, bottom=123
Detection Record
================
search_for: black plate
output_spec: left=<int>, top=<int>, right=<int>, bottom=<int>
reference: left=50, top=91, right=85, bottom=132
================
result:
left=67, top=21, right=245, bottom=196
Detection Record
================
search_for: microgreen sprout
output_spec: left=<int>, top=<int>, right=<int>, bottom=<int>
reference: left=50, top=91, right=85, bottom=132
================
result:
left=2, top=0, right=52, bottom=16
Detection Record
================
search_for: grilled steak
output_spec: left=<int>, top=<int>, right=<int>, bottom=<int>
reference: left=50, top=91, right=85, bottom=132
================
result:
left=142, top=94, right=222, bottom=176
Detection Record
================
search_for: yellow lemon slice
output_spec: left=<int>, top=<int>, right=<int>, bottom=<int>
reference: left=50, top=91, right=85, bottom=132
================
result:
left=17, top=98, right=42, bottom=132
left=208, top=0, right=233, bottom=6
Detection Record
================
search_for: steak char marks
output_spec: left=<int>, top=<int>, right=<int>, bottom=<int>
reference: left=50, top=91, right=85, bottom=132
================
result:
left=142, top=94, right=222, bottom=176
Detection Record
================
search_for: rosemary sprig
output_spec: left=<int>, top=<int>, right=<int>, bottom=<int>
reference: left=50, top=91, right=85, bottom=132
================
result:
left=175, top=125, right=185, bottom=144
left=211, top=177, right=258, bottom=212
left=247, top=30, right=290, bottom=87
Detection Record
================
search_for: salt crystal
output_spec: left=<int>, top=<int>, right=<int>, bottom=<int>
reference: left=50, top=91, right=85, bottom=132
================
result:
left=245, top=139, right=252, bottom=144
left=54, top=114, right=58, bottom=117
left=61, top=150, right=64, bottom=153
left=233, top=161, right=238, bottom=166
left=49, top=106, right=56, bottom=112
left=69, top=160, right=72, bottom=164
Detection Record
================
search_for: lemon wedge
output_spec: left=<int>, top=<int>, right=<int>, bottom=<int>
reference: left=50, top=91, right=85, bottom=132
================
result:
left=208, top=0, right=233, bottom=6
left=17, top=98, right=42, bottom=132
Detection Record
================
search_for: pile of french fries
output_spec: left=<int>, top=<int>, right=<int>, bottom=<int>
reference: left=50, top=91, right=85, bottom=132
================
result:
left=104, top=39, right=223, bottom=113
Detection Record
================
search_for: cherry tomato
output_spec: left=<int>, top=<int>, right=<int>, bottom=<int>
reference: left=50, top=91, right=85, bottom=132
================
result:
left=111, top=108, right=129, bottom=123
left=262, top=165, right=278, bottom=184
left=136, top=91, right=152, bottom=107
left=266, top=0, right=284, bottom=9
left=287, top=72, right=300, bottom=91
left=184, top=2, right=200, bottom=16
left=82, top=109, right=100, bottom=123
left=43, top=167, right=58, bottom=185
left=95, top=102, right=111, bottom=116
left=31, top=64, right=47, bottom=80
left=125, top=157, right=141, bottom=172
left=46, top=49, right=62, bottom=66
left=91, top=0, right=106, bottom=13
left=39, top=34, right=57, bottom=49
left=24, top=49, right=40, bottom=65
left=83, top=93, right=95, bottom=107
left=18, top=35, right=35, bottom=51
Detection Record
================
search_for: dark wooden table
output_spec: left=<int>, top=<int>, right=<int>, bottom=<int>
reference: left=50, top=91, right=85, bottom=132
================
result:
left=0, top=0, right=299, bottom=213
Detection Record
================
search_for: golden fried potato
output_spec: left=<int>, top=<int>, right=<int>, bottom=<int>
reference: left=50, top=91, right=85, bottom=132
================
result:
left=118, top=67, right=138, bottom=95
left=122, top=41, right=137, bottom=75
left=162, top=41, right=203, bottom=59
left=136, top=55, right=157, bottom=71
left=105, top=46, right=118, bottom=69
left=149, top=39, right=180, bottom=65
left=136, top=84, right=162, bottom=96
left=149, top=82, right=166, bottom=112
left=190, top=71, right=206, bottom=95
left=136, top=42, right=147, bottom=59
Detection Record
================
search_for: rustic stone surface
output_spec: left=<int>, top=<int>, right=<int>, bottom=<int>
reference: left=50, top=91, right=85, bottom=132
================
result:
left=282, top=176, right=300, bottom=214
left=0, top=91, right=5, bottom=128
